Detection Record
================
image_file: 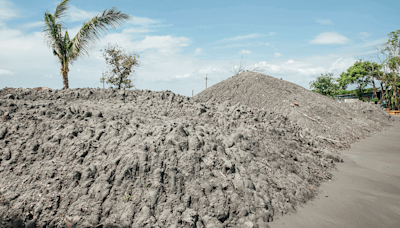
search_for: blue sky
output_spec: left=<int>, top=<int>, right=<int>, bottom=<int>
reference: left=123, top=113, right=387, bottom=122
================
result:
left=0, top=0, right=399, bottom=96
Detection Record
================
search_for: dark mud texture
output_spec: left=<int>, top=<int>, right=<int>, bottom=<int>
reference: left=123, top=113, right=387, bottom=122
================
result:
left=0, top=79, right=393, bottom=228
left=195, top=72, right=394, bottom=147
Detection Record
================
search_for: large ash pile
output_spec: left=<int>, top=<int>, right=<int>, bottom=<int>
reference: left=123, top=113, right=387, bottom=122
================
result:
left=195, top=72, right=394, bottom=148
left=0, top=86, right=391, bottom=228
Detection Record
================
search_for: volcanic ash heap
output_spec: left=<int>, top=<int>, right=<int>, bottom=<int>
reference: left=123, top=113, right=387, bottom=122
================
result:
left=0, top=74, right=393, bottom=228
left=195, top=71, right=393, bottom=147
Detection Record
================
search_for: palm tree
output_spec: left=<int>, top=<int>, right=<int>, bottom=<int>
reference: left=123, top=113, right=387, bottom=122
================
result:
left=43, top=0, right=131, bottom=89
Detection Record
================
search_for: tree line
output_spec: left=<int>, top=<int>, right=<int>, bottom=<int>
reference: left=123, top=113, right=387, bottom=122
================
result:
left=310, top=30, right=400, bottom=110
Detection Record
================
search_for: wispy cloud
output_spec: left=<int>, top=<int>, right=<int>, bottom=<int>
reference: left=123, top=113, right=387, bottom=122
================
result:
left=218, top=33, right=262, bottom=42
left=264, top=56, right=356, bottom=77
left=130, top=16, right=160, bottom=26
left=0, top=68, right=15, bottom=76
left=21, top=21, right=43, bottom=29
left=67, top=5, right=97, bottom=22
left=214, top=42, right=255, bottom=50
left=310, top=32, right=350, bottom=44
left=173, top=73, right=191, bottom=79
left=362, top=38, right=386, bottom=47
left=315, top=18, right=333, bottom=25
left=0, top=0, right=17, bottom=26
left=216, top=32, right=275, bottom=43
left=285, top=59, right=296, bottom=64
left=274, top=53, right=282, bottom=57
left=97, top=33, right=190, bottom=54
left=131, top=35, right=190, bottom=53
left=239, top=49, right=252, bottom=55
left=194, top=48, right=202, bottom=56
left=358, top=32, right=370, bottom=38
left=198, top=67, right=227, bottom=75
left=124, top=28, right=153, bottom=34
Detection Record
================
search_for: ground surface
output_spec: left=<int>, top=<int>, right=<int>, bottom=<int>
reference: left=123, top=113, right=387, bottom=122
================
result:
left=270, top=116, right=400, bottom=228
left=0, top=75, right=396, bottom=227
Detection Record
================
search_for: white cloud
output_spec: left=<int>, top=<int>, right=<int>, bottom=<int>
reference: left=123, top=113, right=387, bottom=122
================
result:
left=310, top=32, right=350, bottom=44
left=0, top=0, right=17, bottom=25
left=265, top=43, right=270, bottom=46
left=67, top=26, right=83, bottom=39
left=0, top=26, right=61, bottom=88
left=94, top=32, right=190, bottom=55
left=362, top=38, right=386, bottom=47
left=315, top=18, right=333, bottom=25
left=274, top=53, right=282, bottom=57
left=67, top=5, right=97, bottom=22
left=0, top=8, right=369, bottom=97
left=217, top=33, right=262, bottom=42
left=213, top=42, right=258, bottom=50
left=198, top=67, right=227, bottom=74
left=132, top=35, right=190, bottom=53
left=124, top=28, right=153, bottom=34
left=328, top=57, right=356, bottom=72
left=130, top=16, right=160, bottom=26
left=173, top=73, right=191, bottom=79
left=239, top=49, right=252, bottom=55
left=358, top=32, right=370, bottom=38
left=216, top=32, right=275, bottom=43
left=195, top=48, right=202, bottom=56
left=0, top=68, right=15, bottom=75
left=21, top=21, right=43, bottom=29
left=259, top=55, right=356, bottom=88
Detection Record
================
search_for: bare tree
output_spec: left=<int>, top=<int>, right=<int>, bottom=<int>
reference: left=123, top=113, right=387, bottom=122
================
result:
left=374, top=44, right=389, bottom=101
left=100, top=43, right=140, bottom=89
left=230, top=56, right=269, bottom=76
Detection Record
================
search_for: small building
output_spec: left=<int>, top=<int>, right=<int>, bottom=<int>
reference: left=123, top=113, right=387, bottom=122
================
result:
left=336, top=91, right=382, bottom=103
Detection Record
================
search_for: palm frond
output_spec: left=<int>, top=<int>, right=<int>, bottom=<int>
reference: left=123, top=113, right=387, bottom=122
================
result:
left=43, top=12, right=64, bottom=62
left=71, top=7, right=131, bottom=60
left=54, top=0, right=70, bottom=19
left=43, top=13, right=61, bottom=50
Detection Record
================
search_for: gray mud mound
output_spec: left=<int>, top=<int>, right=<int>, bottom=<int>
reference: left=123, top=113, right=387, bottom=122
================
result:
left=194, top=72, right=394, bottom=147
left=0, top=87, right=392, bottom=228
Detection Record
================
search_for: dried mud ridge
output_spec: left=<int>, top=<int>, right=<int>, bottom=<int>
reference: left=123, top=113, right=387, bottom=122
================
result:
left=0, top=76, right=394, bottom=228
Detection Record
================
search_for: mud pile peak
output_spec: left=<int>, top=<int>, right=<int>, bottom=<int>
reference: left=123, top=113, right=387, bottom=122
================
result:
left=194, top=71, right=393, bottom=147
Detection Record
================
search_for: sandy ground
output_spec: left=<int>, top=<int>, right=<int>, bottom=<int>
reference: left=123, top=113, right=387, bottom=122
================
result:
left=270, top=116, right=400, bottom=228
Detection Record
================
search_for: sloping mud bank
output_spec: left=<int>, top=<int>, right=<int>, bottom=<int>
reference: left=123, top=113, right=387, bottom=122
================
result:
left=0, top=83, right=393, bottom=228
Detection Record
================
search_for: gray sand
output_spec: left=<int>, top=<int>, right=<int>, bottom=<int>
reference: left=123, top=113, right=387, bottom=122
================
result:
left=0, top=74, right=395, bottom=228
left=270, top=117, right=400, bottom=228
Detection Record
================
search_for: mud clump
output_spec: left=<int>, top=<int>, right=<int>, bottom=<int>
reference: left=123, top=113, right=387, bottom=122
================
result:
left=0, top=85, right=393, bottom=228
left=195, top=72, right=394, bottom=147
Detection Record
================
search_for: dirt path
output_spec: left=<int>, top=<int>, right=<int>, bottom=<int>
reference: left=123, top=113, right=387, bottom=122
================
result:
left=270, top=116, right=400, bottom=228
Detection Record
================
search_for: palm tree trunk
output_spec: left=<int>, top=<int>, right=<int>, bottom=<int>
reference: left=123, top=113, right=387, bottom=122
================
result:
left=61, top=64, right=69, bottom=89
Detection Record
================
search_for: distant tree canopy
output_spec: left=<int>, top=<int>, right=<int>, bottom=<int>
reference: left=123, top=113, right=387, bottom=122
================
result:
left=310, top=29, right=400, bottom=109
left=337, top=60, right=382, bottom=99
left=100, top=43, right=140, bottom=89
left=375, top=29, right=400, bottom=109
left=309, top=73, right=340, bottom=99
